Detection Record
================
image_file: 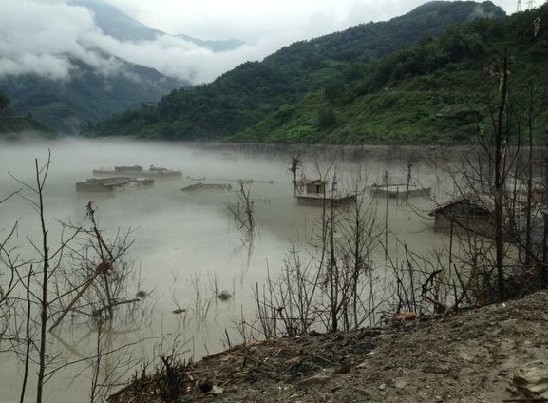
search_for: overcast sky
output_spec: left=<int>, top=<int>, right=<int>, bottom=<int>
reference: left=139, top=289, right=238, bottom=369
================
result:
left=107, top=0, right=518, bottom=40
left=0, top=0, right=520, bottom=85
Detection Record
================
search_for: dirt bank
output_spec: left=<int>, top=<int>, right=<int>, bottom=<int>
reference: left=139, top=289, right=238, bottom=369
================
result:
left=109, top=291, right=547, bottom=402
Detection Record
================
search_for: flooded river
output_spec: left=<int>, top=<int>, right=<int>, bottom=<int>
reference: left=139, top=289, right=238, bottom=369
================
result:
left=0, top=139, right=454, bottom=402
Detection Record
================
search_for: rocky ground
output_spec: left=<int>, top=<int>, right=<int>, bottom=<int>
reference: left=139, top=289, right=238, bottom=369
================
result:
left=108, top=290, right=547, bottom=402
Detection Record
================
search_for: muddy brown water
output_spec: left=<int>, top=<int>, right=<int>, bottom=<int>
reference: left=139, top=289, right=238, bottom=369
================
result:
left=0, top=139, right=455, bottom=402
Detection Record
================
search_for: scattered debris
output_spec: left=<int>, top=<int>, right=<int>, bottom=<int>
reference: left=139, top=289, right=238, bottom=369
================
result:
left=217, top=290, right=233, bottom=301
left=389, top=311, right=418, bottom=323
left=296, top=373, right=333, bottom=389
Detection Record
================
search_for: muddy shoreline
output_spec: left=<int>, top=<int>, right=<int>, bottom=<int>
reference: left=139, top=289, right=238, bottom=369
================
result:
left=108, top=291, right=548, bottom=403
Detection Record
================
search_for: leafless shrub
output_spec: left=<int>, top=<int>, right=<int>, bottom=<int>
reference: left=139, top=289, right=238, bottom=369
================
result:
left=288, top=151, right=304, bottom=197
left=253, top=168, right=384, bottom=336
left=227, top=181, right=255, bottom=241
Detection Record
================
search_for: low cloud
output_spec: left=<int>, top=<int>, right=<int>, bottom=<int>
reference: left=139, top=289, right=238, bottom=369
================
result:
left=0, top=0, right=306, bottom=85
left=0, top=0, right=514, bottom=85
left=0, top=1, right=106, bottom=80
left=90, top=33, right=295, bottom=84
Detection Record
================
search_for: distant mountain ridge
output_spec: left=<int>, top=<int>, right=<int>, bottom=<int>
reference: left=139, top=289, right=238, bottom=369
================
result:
left=2, top=56, right=183, bottom=134
left=69, top=0, right=244, bottom=50
left=69, top=0, right=163, bottom=42
left=92, top=1, right=508, bottom=141
left=175, top=34, right=245, bottom=52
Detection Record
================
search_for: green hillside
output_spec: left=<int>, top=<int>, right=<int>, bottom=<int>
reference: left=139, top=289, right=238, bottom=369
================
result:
left=0, top=90, right=53, bottom=138
left=92, top=1, right=506, bottom=141
left=234, top=6, right=548, bottom=144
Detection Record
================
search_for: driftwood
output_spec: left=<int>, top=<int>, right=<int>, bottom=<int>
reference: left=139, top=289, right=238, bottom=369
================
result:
left=91, top=298, right=141, bottom=318
left=50, top=202, right=123, bottom=332
left=423, top=295, right=448, bottom=314
left=48, top=261, right=112, bottom=332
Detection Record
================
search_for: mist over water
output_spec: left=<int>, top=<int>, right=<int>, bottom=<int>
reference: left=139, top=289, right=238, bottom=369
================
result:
left=0, top=139, right=450, bottom=402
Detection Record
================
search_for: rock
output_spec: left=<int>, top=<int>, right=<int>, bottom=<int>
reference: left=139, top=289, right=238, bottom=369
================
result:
left=355, top=387, right=370, bottom=397
left=500, top=318, right=519, bottom=332
left=337, top=361, right=352, bottom=374
left=393, top=378, right=408, bottom=389
left=379, top=383, right=387, bottom=391
left=424, top=363, right=451, bottom=374
left=217, top=290, right=232, bottom=301
left=198, top=378, right=213, bottom=393
left=513, top=361, right=548, bottom=396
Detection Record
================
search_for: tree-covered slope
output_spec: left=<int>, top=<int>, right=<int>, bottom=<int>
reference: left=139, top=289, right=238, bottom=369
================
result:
left=0, top=90, right=53, bottom=138
left=2, top=59, right=183, bottom=135
left=260, top=1, right=505, bottom=91
left=233, top=5, right=548, bottom=144
left=92, top=1, right=506, bottom=140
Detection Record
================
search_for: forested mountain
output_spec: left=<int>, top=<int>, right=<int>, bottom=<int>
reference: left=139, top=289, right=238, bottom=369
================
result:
left=92, top=1, right=507, bottom=141
left=234, top=5, right=548, bottom=144
left=259, top=0, right=505, bottom=92
left=2, top=59, right=182, bottom=134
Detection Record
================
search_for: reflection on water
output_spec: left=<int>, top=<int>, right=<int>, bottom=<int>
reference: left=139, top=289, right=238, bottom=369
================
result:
left=0, top=139, right=452, bottom=402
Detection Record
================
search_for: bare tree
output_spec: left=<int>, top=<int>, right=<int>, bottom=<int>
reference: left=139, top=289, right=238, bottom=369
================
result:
left=1, top=154, right=145, bottom=403
left=288, top=151, right=304, bottom=197
left=227, top=180, right=256, bottom=241
left=253, top=165, right=384, bottom=336
left=337, top=169, right=380, bottom=329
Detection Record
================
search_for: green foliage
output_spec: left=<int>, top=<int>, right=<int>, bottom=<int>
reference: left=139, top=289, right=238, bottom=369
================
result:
left=0, top=90, right=10, bottom=113
left=235, top=5, right=548, bottom=144
left=93, top=1, right=506, bottom=140
left=318, top=107, right=337, bottom=130
left=324, top=81, right=344, bottom=104
left=0, top=90, right=54, bottom=137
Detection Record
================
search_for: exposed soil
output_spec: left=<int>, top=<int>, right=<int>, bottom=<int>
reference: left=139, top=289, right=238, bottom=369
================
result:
left=109, top=291, right=547, bottom=403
